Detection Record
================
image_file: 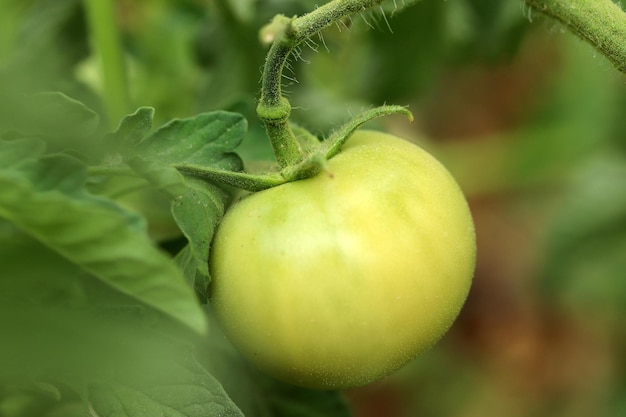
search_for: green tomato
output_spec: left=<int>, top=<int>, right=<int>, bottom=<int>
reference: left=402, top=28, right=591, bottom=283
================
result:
left=209, top=130, right=476, bottom=389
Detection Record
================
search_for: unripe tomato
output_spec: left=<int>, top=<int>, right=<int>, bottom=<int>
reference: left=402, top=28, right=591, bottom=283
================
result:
left=209, top=130, right=475, bottom=389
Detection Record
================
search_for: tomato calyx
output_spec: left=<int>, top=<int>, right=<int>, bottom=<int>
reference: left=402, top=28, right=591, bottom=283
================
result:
left=282, top=104, right=414, bottom=181
left=175, top=105, right=413, bottom=192
left=322, top=105, right=413, bottom=159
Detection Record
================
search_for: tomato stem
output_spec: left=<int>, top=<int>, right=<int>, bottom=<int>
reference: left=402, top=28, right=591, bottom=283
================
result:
left=175, top=163, right=286, bottom=192
left=524, top=0, right=626, bottom=73
left=88, top=164, right=287, bottom=192
left=82, top=0, right=131, bottom=126
left=257, top=0, right=388, bottom=169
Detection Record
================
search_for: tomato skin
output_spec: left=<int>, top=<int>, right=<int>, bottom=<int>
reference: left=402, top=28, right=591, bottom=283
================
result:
left=209, top=130, right=476, bottom=389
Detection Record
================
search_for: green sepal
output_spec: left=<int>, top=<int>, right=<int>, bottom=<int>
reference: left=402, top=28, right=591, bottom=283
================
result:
left=324, top=105, right=413, bottom=159
left=176, top=163, right=286, bottom=192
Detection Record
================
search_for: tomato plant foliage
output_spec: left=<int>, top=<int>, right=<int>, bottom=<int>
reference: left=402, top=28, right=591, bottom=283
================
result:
left=0, top=92, right=353, bottom=416
left=2, top=0, right=623, bottom=415
left=0, top=106, right=246, bottom=415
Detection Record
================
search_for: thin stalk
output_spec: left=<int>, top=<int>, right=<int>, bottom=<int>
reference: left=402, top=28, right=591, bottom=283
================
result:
left=83, top=0, right=131, bottom=126
left=257, top=0, right=387, bottom=168
left=525, top=0, right=626, bottom=73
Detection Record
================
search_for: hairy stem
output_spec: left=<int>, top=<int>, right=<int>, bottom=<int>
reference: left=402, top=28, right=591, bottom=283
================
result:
left=325, top=105, right=413, bottom=159
left=175, top=164, right=286, bottom=192
left=88, top=164, right=286, bottom=192
left=525, top=0, right=626, bottom=73
left=83, top=0, right=131, bottom=125
left=292, top=0, right=387, bottom=39
left=257, top=0, right=388, bottom=167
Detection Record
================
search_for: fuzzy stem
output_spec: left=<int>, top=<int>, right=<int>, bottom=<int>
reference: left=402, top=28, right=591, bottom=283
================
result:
left=88, top=164, right=286, bottom=192
left=325, top=105, right=413, bottom=159
left=525, top=0, right=626, bottom=73
left=257, top=0, right=388, bottom=168
left=175, top=164, right=286, bottom=192
left=83, top=0, right=131, bottom=125
left=291, top=0, right=387, bottom=39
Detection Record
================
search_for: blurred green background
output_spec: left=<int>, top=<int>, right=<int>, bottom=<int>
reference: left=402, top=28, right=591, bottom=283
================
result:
left=1, top=0, right=625, bottom=416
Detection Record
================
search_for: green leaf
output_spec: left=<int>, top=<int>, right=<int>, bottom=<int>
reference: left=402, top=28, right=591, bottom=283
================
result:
left=0, top=92, right=99, bottom=139
left=133, top=111, right=245, bottom=170
left=174, top=244, right=209, bottom=303
left=30, top=91, right=100, bottom=138
left=0, top=287, right=242, bottom=416
left=0, top=224, right=85, bottom=307
left=0, top=139, right=207, bottom=334
left=171, top=177, right=229, bottom=300
left=107, top=107, right=155, bottom=149
left=87, top=355, right=244, bottom=417
left=43, top=403, right=87, bottom=417
left=122, top=111, right=247, bottom=199
left=0, top=91, right=101, bottom=158
left=127, top=156, right=188, bottom=197
left=121, top=111, right=246, bottom=293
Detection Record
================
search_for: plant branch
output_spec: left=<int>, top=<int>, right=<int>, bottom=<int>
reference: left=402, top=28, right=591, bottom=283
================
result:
left=175, top=164, right=286, bottom=192
left=257, top=0, right=388, bottom=168
left=88, top=164, right=286, bottom=192
left=525, top=0, right=626, bottom=73
left=292, top=0, right=387, bottom=39
left=259, top=0, right=387, bottom=108
left=83, top=0, right=131, bottom=125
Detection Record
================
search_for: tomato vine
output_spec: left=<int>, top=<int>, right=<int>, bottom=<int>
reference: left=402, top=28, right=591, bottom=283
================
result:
left=524, top=0, right=626, bottom=73
left=171, top=0, right=416, bottom=192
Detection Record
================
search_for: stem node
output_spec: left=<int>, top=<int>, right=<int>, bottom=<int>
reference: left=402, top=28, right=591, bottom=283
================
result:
left=257, top=0, right=389, bottom=168
left=256, top=97, right=291, bottom=122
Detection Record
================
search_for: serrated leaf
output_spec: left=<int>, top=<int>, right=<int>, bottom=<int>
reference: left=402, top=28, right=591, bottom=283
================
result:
left=121, top=111, right=246, bottom=296
left=0, top=139, right=207, bottom=334
left=2, top=91, right=100, bottom=139
left=87, top=355, right=243, bottom=417
left=108, top=107, right=155, bottom=149
left=174, top=244, right=209, bottom=303
left=32, top=91, right=100, bottom=137
left=0, top=91, right=101, bottom=158
left=133, top=111, right=245, bottom=170
left=128, top=156, right=187, bottom=197
left=172, top=177, right=229, bottom=300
